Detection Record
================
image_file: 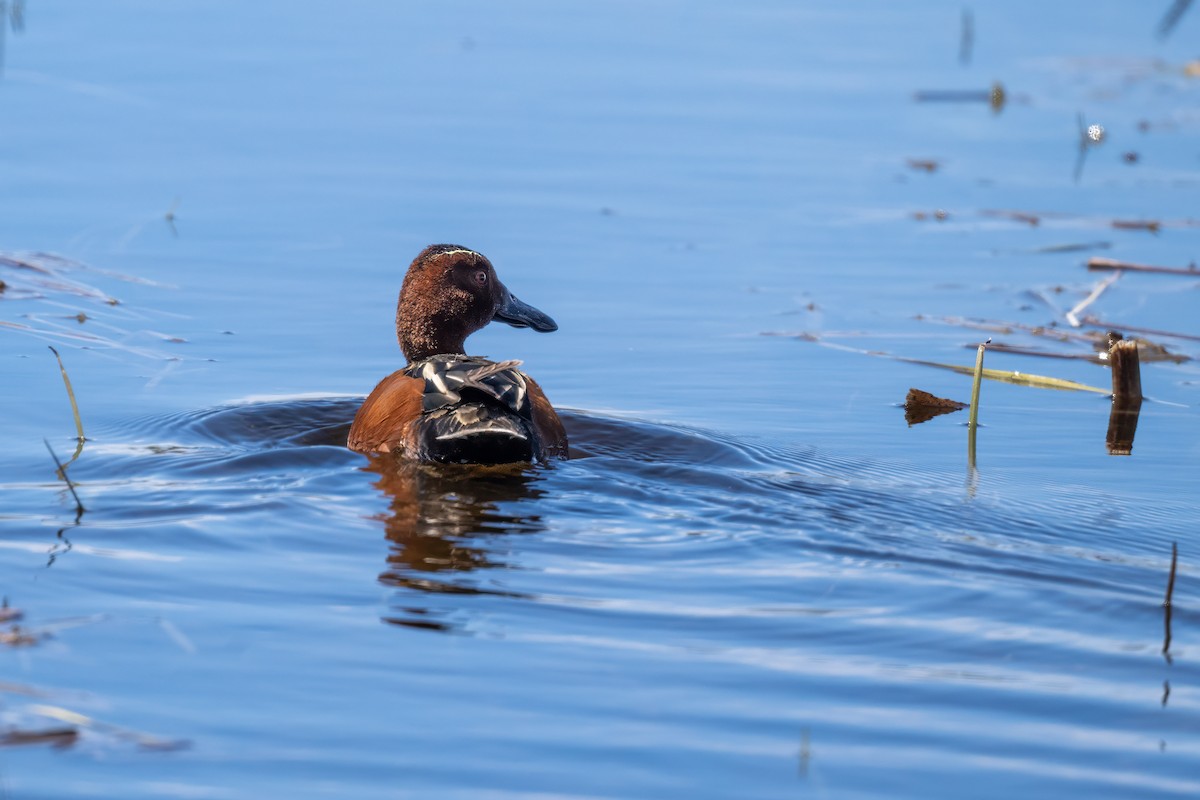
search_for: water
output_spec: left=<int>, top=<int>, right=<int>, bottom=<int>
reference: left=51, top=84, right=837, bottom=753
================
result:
left=1, top=2, right=1198, bottom=798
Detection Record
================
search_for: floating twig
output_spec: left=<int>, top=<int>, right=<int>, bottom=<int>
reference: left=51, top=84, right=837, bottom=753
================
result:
left=30, top=704, right=189, bottom=751
left=47, top=346, right=85, bottom=443
left=918, top=314, right=1102, bottom=345
left=980, top=208, right=1040, bottom=226
left=1088, top=257, right=1199, bottom=276
left=0, top=726, right=78, bottom=749
left=776, top=333, right=1111, bottom=393
left=970, top=342, right=1103, bottom=363
left=1066, top=270, right=1122, bottom=327
left=1032, top=241, right=1110, bottom=254
left=1111, top=219, right=1161, bottom=233
left=43, top=439, right=85, bottom=518
left=1081, top=316, right=1200, bottom=343
left=914, top=81, right=1006, bottom=112
left=906, top=158, right=940, bottom=173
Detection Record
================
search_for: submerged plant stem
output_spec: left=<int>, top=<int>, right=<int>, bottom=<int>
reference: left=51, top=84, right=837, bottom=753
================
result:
left=43, top=439, right=85, bottom=517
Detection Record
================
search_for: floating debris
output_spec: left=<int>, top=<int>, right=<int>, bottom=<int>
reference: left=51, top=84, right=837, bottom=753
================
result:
left=1088, top=257, right=1198, bottom=276
left=981, top=208, right=1040, bottom=226
left=0, top=726, right=78, bottom=749
left=1080, top=316, right=1200, bottom=343
left=0, top=624, right=44, bottom=647
left=903, top=388, right=967, bottom=426
left=914, top=82, right=1006, bottom=112
left=906, top=158, right=941, bottom=173
left=1111, top=219, right=1161, bottom=233
left=1031, top=241, right=1111, bottom=254
left=29, top=704, right=190, bottom=752
left=1066, top=271, right=1122, bottom=327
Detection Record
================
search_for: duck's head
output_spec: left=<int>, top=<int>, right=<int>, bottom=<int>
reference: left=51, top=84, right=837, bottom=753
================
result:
left=395, top=244, right=558, bottom=362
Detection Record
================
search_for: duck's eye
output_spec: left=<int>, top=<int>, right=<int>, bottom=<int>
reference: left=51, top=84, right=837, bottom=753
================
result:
left=473, top=270, right=488, bottom=287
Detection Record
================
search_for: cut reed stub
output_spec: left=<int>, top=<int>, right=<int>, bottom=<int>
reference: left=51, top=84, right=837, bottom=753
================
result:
left=1107, top=333, right=1143, bottom=402
left=1105, top=333, right=1143, bottom=456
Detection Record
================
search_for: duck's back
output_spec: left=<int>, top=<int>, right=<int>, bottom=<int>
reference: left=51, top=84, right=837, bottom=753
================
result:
left=348, top=355, right=567, bottom=464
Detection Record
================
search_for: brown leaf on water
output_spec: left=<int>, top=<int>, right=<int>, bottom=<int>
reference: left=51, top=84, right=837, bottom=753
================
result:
left=903, top=388, right=968, bottom=426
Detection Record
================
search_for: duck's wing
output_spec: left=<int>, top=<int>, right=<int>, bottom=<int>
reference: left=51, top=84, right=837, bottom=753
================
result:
left=347, top=370, right=425, bottom=454
left=524, top=374, right=568, bottom=460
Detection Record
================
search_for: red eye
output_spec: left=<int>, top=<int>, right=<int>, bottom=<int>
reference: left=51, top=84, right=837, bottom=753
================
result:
left=473, top=270, right=488, bottom=286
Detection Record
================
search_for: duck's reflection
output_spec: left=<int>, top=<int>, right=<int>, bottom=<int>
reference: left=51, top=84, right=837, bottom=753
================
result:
left=364, top=456, right=547, bottom=632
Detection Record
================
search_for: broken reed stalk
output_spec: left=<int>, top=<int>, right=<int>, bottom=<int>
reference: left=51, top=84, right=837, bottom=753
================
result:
left=966, top=339, right=989, bottom=470
left=1163, top=542, right=1178, bottom=657
left=48, top=346, right=85, bottom=443
left=968, top=339, right=990, bottom=433
left=43, top=439, right=85, bottom=516
left=1088, top=257, right=1199, bottom=277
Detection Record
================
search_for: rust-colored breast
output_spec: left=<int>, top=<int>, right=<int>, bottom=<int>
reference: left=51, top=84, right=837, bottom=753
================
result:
left=525, top=374, right=568, bottom=460
left=347, top=370, right=425, bottom=455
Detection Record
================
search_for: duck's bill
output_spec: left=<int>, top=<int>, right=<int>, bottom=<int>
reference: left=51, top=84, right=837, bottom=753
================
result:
left=495, top=290, right=558, bottom=332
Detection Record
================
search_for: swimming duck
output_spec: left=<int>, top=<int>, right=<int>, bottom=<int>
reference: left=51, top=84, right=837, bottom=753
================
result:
left=348, top=244, right=567, bottom=464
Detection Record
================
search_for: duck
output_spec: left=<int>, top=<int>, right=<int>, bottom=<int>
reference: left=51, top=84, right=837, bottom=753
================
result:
left=347, top=244, right=568, bottom=464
